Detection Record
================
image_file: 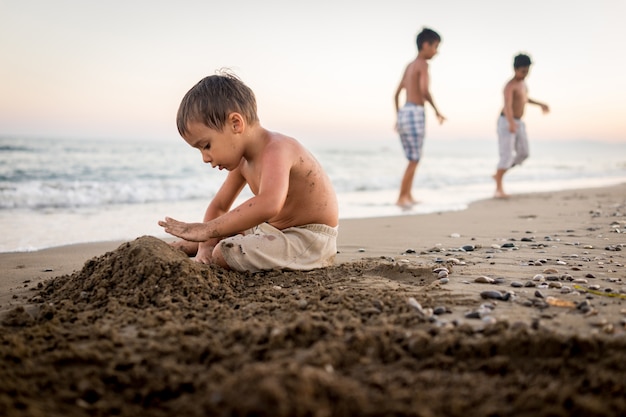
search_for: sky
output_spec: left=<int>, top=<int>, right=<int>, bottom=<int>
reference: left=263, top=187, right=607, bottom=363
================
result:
left=1, top=0, right=625, bottom=144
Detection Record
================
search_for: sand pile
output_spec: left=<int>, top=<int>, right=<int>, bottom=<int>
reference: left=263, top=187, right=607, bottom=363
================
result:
left=1, top=236, right=625, bottom=417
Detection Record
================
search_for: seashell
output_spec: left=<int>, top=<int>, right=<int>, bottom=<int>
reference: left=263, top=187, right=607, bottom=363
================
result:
left=545, top=296, right=576, bottom=308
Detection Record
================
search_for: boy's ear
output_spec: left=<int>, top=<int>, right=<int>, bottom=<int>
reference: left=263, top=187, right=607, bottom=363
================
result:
left=229, top=112, right=245, bottom=134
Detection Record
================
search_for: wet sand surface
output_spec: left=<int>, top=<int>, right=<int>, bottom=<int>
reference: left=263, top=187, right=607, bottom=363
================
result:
left=1, top=184, right=625, bottom=416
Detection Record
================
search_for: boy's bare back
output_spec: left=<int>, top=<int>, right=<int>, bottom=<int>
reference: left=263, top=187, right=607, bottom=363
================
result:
left=237, top=130, right=338, bottom=230
left=398, top=58, right=429, bottom=109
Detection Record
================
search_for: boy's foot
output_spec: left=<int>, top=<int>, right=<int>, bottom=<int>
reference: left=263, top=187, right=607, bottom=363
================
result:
left=396, top=197, right=418, bottom=209
left=493, top=190, right=510, bottom=199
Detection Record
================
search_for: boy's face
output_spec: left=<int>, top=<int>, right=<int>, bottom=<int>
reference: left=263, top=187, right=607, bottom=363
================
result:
left=422, top=41, right=440, bottom=59
left=514, top=66, right=530, bottom=80
left=182, top=118, right=243, bottom=171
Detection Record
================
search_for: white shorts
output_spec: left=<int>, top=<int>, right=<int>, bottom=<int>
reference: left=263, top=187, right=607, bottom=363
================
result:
left=219, top=223, right=338, bottom=272
left=497, top=115, right=529, bottom=169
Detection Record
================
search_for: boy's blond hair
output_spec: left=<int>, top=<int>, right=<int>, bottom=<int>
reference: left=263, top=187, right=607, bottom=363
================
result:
left=176, top=70, right=259, bottom=136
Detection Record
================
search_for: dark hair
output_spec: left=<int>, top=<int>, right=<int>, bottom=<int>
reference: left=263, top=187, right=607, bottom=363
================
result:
left=513, top=54, right=532, bottom=69
left=416, top=28, right=441, bottom=51
left=176, top=70, right=259, bottom=136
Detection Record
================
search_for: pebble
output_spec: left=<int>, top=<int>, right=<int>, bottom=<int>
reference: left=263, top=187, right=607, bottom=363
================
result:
left=462, top=245, right=475, bottom=252
left=543, top=268, right=559, bottom=274
left=438, top=271, right=449, bottom=279
left=511, top=281, right=524, bottom=288
left=450, top=233, right=461, bottom=238
left=560, top=286, right=573, bottom=294
left=438, top=278, right=449, bottom=285
left=475, top=276, right=495, bottom=284
left=586, top=273, right=596, bottom=278
left=576, top=300, right=592, bottom=313
left=480, top=290, right=511, bottom=301
left=501, top=242, right=516, bottom=248
left=572, top=278, right=588, bottom=284
left=533, top=274, right=545, bottom=282
left=548, top=281, right=563, bottom=289
left=433, top=306, right=448, bottom=315
left=524, top=281, right=537, bottom=287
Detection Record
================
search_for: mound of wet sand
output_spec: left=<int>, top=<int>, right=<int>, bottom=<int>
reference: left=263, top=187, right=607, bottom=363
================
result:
left=1, top=236, right=625, bottom=416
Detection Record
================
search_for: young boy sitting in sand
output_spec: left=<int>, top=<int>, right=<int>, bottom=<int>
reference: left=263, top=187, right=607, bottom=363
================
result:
left=493, top=53, right=549, bottom=198
left=158, top=71, right=339, bottom=272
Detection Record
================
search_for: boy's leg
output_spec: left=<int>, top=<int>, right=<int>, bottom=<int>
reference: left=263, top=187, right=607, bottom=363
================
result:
left=217, top=223, right=337, bottom=272
left=211, top=245, right=230, bottom=269
left=493, top=116, right=515, bottom=198
left=493, top=168, right=508, bottom=198
left=396, top=104, right=424, bottom=207
left=170, top=240, right=198, bottom=256
left=398, top=160, right=418, bottom=206
left=512, top=121, right=529, bottom=166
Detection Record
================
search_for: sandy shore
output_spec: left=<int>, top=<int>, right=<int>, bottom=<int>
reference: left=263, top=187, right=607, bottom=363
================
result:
left=1, top=183, right=625, bottom=416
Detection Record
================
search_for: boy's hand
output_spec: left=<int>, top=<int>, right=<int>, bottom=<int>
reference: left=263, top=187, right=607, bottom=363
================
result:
left=436, top=112, right=446, bottom=124
left=540, top=104, right=550, bottom=114
left=158, top=217, right=206, bottom=242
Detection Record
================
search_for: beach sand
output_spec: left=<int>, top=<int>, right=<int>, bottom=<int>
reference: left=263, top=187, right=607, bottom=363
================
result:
left=1, top=184, right=625, bottom=416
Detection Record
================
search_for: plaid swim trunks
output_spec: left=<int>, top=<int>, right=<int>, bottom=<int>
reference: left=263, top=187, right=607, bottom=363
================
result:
left=396, top=103, right=425, bottom=161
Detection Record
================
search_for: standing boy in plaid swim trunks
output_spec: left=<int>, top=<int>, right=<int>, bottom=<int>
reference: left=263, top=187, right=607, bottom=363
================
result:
left=394, top=27, right=446, bottom=208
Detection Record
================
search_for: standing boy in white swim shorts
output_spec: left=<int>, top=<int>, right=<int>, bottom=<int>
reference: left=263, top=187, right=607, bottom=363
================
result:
left=493, top=53, right=549, bottom=198
left=159, top=71, right=339, bottom=272
left=394, top=27, right=446, bottom=208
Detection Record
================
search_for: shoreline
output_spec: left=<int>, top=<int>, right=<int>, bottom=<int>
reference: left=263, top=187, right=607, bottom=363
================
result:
left=3, top=176, right=626, bottom=255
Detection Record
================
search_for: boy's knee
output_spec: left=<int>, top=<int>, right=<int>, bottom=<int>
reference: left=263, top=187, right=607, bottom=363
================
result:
left=212, top=244, right=231, bottom=269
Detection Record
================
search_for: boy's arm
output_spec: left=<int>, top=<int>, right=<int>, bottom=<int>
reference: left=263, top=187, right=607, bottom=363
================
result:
left=528, top=98, right=550, bottom=114
left=419, top=65, right=445, bottom=124
left=394, top=79, right=404, bottom=112
left=197, top=169, right=248, bottom=249
left=159, top=144, right=292, bottom=242
left=502, top=82, right=517, bottom=133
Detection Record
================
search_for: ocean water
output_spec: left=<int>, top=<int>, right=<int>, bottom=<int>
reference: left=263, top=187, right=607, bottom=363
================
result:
left=1, top=135, right=625, bottom=253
